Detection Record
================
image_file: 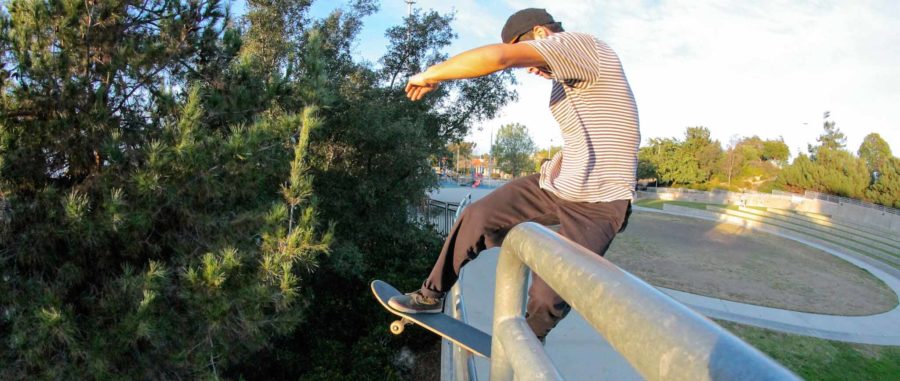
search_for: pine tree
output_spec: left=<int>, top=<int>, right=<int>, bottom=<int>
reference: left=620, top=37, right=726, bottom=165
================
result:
left=2, top=1, right=520, bottom=378
left=0, top=2, right=332, bottom=378
left=808, top=112, right=847, bottom=159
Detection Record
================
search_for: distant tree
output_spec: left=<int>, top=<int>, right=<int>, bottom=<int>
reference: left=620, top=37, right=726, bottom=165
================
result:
left=808, top=112, right=847, bottom=158
left=682, top=127, right=722, bottom=182
left=720, top=136, right=744, bottom=187
left=778, top=147, right=869, bottom=199
left=493, top=123, right=536, bottom=177
left=642, top=129, right=714, bottom=186
left=642, top=137, right=686, bottom=185
left=636, top=149, right=658, bottom=181
left=866, top=157, right=900, bottom=208
left=714, top=135, right=787, bottom=190
left=761, top=138, right=790, bottom=165
left=815, top=148, right=870, bottom=198
left=858, top=133, right=892, bottom=177
left=533, top=145, right=562, bottom=173
left=777, top=153, right=819, bottom=192
left=241, top=0, right=312, bottom=74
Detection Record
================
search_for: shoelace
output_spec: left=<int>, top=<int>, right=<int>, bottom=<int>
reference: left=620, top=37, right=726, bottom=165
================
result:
left=412, top=292, right=436, bottom=305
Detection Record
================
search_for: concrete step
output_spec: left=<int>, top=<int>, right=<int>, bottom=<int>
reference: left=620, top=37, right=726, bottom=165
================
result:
left=660, top=204, right=900, bottom=279
left=703, top=206, right=900, bottom=269
left=740, top=207, right=900, bottom=255
left=791, top=209, right=900, bottom=241
left=766, top=207, right=900, bottom=248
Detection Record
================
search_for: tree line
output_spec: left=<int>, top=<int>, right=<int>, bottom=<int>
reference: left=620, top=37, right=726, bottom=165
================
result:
left=0, top=0, right=514, bottom=379
left=470, top=121, right=896, bottom=208
left=638, top=121, right=898, bottom=208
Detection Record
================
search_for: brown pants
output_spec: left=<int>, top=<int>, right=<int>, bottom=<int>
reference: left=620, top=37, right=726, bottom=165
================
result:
left=420, top=174, right=631, bottom=338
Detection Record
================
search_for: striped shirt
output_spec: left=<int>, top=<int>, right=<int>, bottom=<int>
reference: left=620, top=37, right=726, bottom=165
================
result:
left=524, top=32, right=640, bottom=202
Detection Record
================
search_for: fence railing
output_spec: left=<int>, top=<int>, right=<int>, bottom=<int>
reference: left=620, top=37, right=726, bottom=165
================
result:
left=804, top=190, right=900, bottom=215
left=443, top=175, right=510, bottom=189
left=490, top=222, right=801, bottom=381
left=414, top=198, right=461, bottom=237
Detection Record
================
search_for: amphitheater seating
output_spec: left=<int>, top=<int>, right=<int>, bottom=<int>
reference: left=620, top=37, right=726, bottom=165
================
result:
left=649, top=200, right=900, bottom=272
left=705, top=205, right=900, bottom=268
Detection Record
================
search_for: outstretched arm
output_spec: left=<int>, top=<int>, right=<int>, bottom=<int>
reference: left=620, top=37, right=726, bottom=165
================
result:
left=405, top=43, right=546, bottom=101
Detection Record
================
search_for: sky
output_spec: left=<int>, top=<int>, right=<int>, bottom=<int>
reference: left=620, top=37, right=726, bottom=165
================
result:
left=238, top=0, right=900, bottom=158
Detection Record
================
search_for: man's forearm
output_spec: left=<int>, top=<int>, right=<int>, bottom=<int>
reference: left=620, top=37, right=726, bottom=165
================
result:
left=420, top=44, right=511, bottom=84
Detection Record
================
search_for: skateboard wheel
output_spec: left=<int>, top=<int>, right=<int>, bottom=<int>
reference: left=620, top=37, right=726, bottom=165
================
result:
left=390, top=320, right=405, bottom=335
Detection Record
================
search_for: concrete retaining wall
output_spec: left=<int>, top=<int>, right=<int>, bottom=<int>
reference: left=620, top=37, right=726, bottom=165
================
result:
left=640, top=189, right=900, bottom=233
left=707, top=207, right=900, bottom=267
left=789, top=209, right=899, bottom=239
left=756, top=208, right=900, bottom=250
left=736, top=207, right=900, bottom=255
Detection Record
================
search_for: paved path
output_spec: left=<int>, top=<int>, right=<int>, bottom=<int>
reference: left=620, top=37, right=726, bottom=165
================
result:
left=431, top=187, right=900, bottom=346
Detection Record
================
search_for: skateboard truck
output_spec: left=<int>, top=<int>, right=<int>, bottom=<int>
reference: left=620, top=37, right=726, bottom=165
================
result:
left=390, top=318, right=412, bottom=334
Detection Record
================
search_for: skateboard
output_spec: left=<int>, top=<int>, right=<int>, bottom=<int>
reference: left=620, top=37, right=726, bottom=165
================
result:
left=371, top=280, right=492, bottom=358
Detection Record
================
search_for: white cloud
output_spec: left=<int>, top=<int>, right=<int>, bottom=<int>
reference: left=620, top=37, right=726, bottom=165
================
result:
left=461, top=1, right=900, bottom=157
left=308, top=1, right=899, bottom=156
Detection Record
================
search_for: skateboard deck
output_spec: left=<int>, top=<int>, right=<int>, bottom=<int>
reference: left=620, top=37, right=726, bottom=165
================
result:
left=371, top=280, right=492, bottom=358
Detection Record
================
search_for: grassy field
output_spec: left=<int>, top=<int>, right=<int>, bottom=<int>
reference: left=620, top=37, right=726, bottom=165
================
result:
left=718, top=320, right=900, bottom=381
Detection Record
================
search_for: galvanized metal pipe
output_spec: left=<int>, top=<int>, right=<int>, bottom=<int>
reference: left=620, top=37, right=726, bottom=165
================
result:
left=491, top=222, right=801, bottom=381
left=447, top=279, right=478, bottom=381
left=495, top=318, right=561, bottom=380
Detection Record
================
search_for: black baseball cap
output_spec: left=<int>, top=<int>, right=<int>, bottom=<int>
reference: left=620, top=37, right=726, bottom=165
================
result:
left=501, top=8, right=557, bottom=43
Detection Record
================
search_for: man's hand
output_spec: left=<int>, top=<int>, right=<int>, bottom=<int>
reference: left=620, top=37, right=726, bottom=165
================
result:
left=405, top=73, right=439, bottom=101
left=527, top=66, right=553, bottom=79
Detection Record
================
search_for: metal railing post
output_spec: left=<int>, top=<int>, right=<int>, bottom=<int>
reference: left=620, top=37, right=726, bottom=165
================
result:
left=491, top=222, right=801, bottom=381
left=491, top=237, right=562, bottom=381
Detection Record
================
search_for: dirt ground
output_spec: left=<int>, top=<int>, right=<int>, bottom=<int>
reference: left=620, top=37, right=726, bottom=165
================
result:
left=605, top=211, right=898, bottom=315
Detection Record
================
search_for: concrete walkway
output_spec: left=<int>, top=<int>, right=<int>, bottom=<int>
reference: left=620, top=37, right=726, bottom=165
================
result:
left=430, top=186, right=900, bottom=351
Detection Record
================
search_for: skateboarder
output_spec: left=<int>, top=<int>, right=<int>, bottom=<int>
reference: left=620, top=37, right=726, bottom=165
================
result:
left=390, top=8, right=640, bottom=342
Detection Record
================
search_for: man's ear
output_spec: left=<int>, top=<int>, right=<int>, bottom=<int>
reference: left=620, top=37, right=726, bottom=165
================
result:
left=533, top=25, right=549, bottom=40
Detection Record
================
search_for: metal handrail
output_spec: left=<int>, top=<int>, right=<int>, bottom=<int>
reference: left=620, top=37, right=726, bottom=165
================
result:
left=490, top=222, right=801, bottom=381
left=445, top=277, right=479, bottom=381
left=442, top=194, right=478, bottom=381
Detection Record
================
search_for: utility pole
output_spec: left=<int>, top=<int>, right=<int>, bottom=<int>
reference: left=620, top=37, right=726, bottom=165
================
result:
left=489, top=127, right=494, bottom=179
left=405, top=1, right=416, bottom=41
left=456, top=144, right=460, bottom=178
